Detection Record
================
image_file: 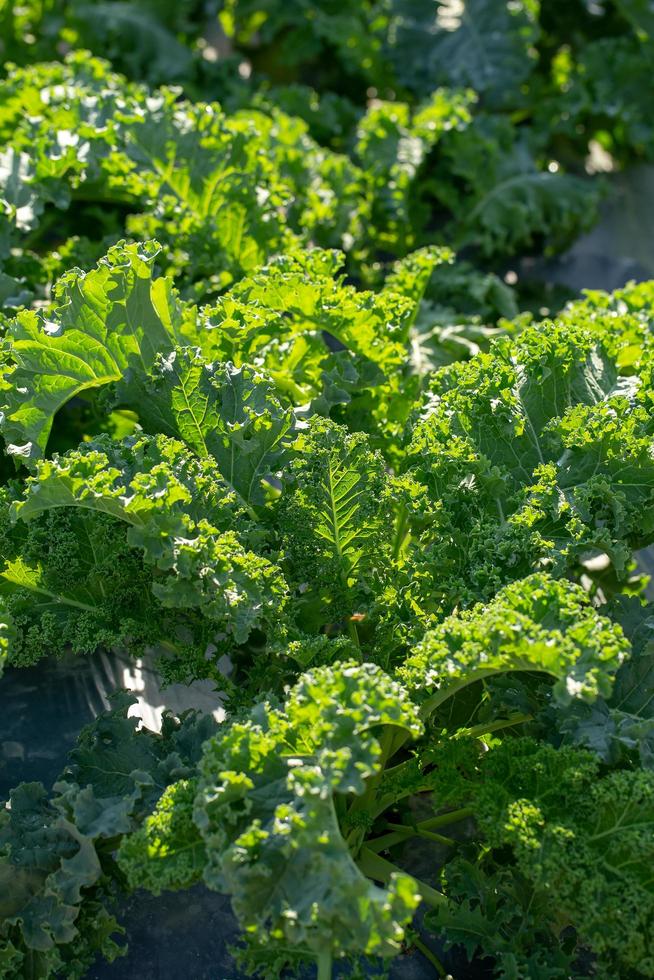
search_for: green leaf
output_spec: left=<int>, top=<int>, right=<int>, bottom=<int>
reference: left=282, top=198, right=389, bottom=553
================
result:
left=189, top=662, right=422, bottom=959
left=0, top=695, right=218, bottom=974
left=12, top=432, right=239, bottom=534
left=0, top=782, right=110, bottom=956
left=205, top=248, right=410, bottom=377
left=0, top=502, right=166, bottom=667
left=0, top=271, right=32, bottom=310
left=308, top=349, right=386, bottom=419
left=557, top=595, right=654, bottom=768
left=278, top=418, right=395, bottom=628
left=0, top=240, right=193, bottom=464
left=383, top=245, right=454, bottom=337
left=471, top=739, right=654, bottom=978
left=385, top=0, right=540, bottom=107
left=70, top=2, right=193, bottom=84
left=12, top=433, right=289, bottom=645
left=117, top=779, right=205, bottom=895
left=426, top=855, right=589, bottom=977
left=541, top=34, right=654, bottom=164
left=436, top=115, right=599, bottom=257
left=120, top=98, right=296, bottom=285
left=219, top=0, right=387, bottom=79
left=354, top=92, right=474, bottom=254
left=399, top=573, right=629, bottom=713
left=405, top=318, right=654, bottom=614
left=67, top=691, right=218, bottom=805
left=0, top=148, right=49, bottom=252
left=0, top=602, right=15, bottom=677
left=136, top=348, right=295, bottom=509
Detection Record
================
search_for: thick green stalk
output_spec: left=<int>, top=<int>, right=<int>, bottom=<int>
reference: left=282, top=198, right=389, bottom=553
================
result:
left=416, top=807, right=474, bottom=831
left=317, top=950, right=332, bottom=980
left=384, top=822, right=455, bottom=847
left=357, top=847, right=447, bottom=909
left=347, top=727, right=394, bottom=817
left=347, top=616, right=362, bottom=654
left=460, top=713, right=533, bottom=740
left=365, top=807, right=473, bottom=853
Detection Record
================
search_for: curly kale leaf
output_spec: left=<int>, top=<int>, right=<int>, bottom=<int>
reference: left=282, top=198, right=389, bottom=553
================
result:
left=471, top=739, right=654, bottom=978
left=0, top=780, right=125, bottom=978
left=0, top=233, right=298, bottom=503
left=63, top=3, right=195, bottom=86
left=556, top=276, right=654, bottom=373
left=399, top=573, right=629, bottom=713
left=218, top=0, right=387, bottom=84
left=202, top=246, right=447, bottom=432
left=357, top=248, right=519, bottom=455
left=230, top=106, right=368, bottom=261
left=66, top=690, right=219, bottom=805
left=541, top=35, right=654, bottom=164
left=196, top=662, right=423, bottom=959
left=13, top=433, right=289, bottom=647
left=0, top=500, right=171, bottom=667
left=404, top=257, right=519, bottom=377
left=278, top=418, right=397, bottom=634
left=434, top=115, right=599, bottom=257
left=135, top=348, right=295, bottom=510
left=353, top=91, right=474, bottom=255
left=384, top=0, right=540, bottom=108
left=552, top=595, right=654, bottom=769
left=0, top=693, right=219, bottom=978
left=383, top=246, right=455, bottom=321
left=0, top=602, right=16, bottom=677
left=119, top=663, right=423, bottom=961
left=0, top=240, right=196, bottom=464
left=405, top=318, right=654, bottom=614
left=13, top=432, right=241, bottom=534
left=0, top=52, right=133, bottom=165
left=0, top=55, right=372, bottom=290
left=204, top=247, right=410, bottom=379
left=0, top=148, right=54, bottom=261
left=427, top=859, right=582, bottom=980
left=118, top=97, right=296, bottom=284
left=58, top=697, right=215, bottom=876
left=0, top=56, right=291, bottom=285
left=115, top=779, right=205, bottom=896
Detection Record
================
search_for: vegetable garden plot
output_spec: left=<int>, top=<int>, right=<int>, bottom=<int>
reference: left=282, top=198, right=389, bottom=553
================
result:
left=2, top=3, right=654, bottom=979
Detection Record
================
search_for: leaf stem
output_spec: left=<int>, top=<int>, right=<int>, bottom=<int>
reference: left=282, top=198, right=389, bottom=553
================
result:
left=412, top=935, right=448, bottom=978
left=459, top=713, right=533, bottom=740
left=316, top=950, right=332, bottom=980
left=347, top=726, right=394, bottom=817
left=384, top=822, right=455, bottom=847
left=347, top=616, right=361, bottom=655
left=365, top=807, right=473, bottom=853
left=386, top=671, right=539, bottom=762
left=158, top=639, right=181, bottom=654
left=419, top=807, right=474, bottom=831
left=357, top=847, right=447, bottom=909
left=392, top=503, right=410, bottom=560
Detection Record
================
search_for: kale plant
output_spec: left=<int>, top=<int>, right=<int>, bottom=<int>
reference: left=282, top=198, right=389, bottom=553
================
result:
left=2, top=4, right=654, bottom=979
